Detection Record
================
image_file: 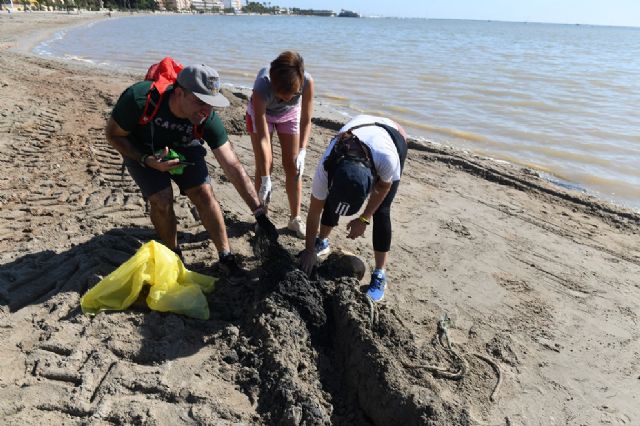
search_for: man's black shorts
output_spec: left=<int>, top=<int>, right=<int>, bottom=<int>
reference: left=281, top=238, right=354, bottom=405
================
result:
left=124, top=143, right=211, bottom=198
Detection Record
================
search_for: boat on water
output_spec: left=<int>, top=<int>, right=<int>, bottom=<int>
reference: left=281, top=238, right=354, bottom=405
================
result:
left=337, top=9, right=360, bottom=18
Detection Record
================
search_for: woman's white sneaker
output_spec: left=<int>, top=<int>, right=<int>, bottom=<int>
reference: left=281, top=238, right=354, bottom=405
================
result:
left=288, top=216, right=306, bottom=239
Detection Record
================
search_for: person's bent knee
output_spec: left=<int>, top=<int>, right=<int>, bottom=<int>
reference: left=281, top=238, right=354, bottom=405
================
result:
left=185, top=183, right=216, bottom=206
left=147, top=188, right=173, bottom=212
left=320, top=211, right=340, bottom=228
left=282, top=157, right=298, bottom=178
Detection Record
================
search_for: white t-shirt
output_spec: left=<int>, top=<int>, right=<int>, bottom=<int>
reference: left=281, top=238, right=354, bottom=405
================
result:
left=311, top=114, right=401, bottom=200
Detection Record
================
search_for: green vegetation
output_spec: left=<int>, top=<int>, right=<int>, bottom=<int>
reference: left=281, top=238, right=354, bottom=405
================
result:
left=243, top=1, right=278, bottom=14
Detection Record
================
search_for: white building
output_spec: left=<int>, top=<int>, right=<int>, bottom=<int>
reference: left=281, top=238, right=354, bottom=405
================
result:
left=190, top=0, right=224, bottom=11
left=164, top=0, right=191, bottom=10
left=223, top=0, right=242, bottom=11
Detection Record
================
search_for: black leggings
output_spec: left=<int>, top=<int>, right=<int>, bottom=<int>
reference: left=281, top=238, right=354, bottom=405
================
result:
left=371, top=179, right=400, bottom=252
left=321, top=130, right=407, bottom=252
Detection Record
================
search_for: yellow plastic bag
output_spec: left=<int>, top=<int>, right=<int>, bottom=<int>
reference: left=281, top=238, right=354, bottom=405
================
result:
left=81, top=241, right=217, bottom=320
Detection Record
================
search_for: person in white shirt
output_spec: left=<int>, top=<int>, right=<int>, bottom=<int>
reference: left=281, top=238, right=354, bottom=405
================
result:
left=299, top=115, right=408, bottom=302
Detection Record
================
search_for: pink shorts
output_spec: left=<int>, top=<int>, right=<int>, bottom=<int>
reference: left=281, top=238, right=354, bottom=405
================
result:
left=246, top=104, right=301, bottom=135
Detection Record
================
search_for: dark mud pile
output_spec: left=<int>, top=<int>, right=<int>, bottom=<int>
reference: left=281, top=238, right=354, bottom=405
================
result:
left=210, top=234, right=472, bottom=425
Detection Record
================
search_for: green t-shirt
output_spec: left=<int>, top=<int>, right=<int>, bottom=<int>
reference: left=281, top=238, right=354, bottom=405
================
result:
left=111, top=80, right=228, bottom=153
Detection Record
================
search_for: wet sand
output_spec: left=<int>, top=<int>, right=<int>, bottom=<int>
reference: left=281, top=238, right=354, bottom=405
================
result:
left=1, top=12, right=639, bottom=425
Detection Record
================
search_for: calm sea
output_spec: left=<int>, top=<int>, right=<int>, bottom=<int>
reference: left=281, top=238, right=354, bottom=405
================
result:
left=35, top=15, right=640, bottom=210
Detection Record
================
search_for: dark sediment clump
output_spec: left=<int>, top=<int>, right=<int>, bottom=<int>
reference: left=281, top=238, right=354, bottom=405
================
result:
left=218, top=88, right=250, bottom=136
left=317, top=250, right=366, bottom=281
left=216, top=233, right=469, bottom=425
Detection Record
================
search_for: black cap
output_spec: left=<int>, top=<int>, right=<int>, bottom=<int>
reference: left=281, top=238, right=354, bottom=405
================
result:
left=325, top=159, right=373, bottom=216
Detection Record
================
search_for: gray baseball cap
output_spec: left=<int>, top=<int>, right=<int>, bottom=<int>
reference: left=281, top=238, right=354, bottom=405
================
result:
left=176, top=64, right=230, bottom=108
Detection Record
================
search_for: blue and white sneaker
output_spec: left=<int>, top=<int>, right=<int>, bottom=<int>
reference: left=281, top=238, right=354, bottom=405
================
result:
left=366, top=270, right=387, bottom=302
left=315, top=237, right=330, bottom=257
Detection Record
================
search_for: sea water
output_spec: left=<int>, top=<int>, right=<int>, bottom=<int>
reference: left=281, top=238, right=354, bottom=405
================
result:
left=35, top=15, right=640, bottom=210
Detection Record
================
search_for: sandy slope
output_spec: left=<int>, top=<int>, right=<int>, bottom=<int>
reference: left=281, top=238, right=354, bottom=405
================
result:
left=0, top=13, right=639, bottom=426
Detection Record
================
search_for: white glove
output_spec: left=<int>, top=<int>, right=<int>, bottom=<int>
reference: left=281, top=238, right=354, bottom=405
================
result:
left=259, top=176, right=272, bottom=205
left=295, top=148, right=307, bottom=177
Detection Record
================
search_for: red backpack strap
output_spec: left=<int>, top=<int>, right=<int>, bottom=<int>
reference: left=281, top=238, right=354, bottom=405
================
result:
left=138, top=57, right=184, bottom=126
left=191, top=123, right=204, bottom=139
left=139, top=89, right=163, bottom=126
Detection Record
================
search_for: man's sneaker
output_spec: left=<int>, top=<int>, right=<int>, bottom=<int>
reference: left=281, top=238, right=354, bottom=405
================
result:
left=287, top=216, right=306, bottom=239
left=315, top=237, right=330, bottom=257
left=366, top=270, right=387, bottom=302
left=218, top=253, right=246, bottom=280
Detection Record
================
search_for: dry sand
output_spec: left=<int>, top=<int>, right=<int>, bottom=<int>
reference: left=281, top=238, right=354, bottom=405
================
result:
left=0, top=12, right=639, bottom=426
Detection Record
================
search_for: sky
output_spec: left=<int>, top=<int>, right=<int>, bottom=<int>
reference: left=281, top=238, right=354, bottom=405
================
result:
left=279, top=0, right=640, bottom=27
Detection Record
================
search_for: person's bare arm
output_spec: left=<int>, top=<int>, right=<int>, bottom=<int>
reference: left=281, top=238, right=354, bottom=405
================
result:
left=346, top=179, right=393, bottom=239
left=105, top=117, right=142, bottom=161
left=300, top=194, right=326, bottom=274
left=304, top=195, right=325, bottom=251
left=251, top=94, right=272, bottom=178
left=105, top=117, right=178, bottom=171
left=212, top=141, right=262, bottom=212
left=361, top=180, right=393, bottom=221
left=299, top=77, right=314, bottom=150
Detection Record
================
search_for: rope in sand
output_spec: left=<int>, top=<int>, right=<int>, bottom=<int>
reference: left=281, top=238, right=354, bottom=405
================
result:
left=363, top=297, right=501, bottom=402
left=406, top=314, right=468, bottom=379
left=472, top=352, right=502, bottom=402
left=402, top=313, right=502, bottom=402
left=368, top=306, right=505, bottom=423
left=366, top=296, right=378, bottom=327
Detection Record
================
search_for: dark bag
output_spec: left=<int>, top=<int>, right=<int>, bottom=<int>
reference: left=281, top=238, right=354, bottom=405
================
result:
left=323, top=122, right=405, bottom=184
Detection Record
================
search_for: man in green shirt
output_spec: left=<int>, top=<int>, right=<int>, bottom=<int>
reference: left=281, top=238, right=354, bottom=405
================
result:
left=106, top=64, right=277, bottom=275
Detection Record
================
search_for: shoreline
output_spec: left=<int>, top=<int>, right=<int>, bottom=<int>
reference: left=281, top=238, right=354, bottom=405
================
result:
left=1, top=13, right=639, bottom=425
left=2, top=11, right=109, bottom=53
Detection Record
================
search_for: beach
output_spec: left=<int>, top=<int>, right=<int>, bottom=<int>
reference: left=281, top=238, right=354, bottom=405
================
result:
left=1, top=12, right=639, bottom=425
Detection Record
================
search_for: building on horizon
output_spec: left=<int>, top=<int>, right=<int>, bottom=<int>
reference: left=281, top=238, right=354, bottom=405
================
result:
left=223, top=0, right=241, bottom=11
left=163, top=0, right=188, bottom=10
left=190, top=0, right=224, bottom=11
left=290, top=8, right=335, bottom=16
